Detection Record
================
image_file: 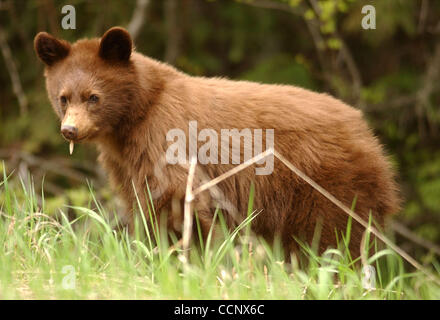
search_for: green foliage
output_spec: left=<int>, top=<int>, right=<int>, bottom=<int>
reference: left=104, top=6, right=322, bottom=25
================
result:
left=0, top=0, right=439, bottom=294
left=0, top=169, right=438, bottom=299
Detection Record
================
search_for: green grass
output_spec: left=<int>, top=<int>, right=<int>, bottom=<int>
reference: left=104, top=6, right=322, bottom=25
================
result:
left=0, top=165, right=439, bottom=300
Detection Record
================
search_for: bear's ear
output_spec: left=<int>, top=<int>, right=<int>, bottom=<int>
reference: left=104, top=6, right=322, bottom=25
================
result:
left=99, top=27, right=132, bottom=62
left=34, top=32, right=70, bottom=66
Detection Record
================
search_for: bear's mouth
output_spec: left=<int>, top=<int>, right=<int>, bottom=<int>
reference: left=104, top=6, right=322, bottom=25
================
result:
left=62, top=133, right=90, bottom=143
left=75, top=134, right=90, bottom=142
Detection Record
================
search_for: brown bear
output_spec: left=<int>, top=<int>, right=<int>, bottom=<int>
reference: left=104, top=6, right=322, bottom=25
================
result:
left=34, top=27, right=400, bottom=256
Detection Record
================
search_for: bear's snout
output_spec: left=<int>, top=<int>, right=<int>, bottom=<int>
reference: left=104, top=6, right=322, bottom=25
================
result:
left=61, top=125, right=78, bottom=140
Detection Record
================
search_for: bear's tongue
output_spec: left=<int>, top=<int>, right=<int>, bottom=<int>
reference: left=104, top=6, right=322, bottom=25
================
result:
left=69, top=140, right=74, bottom=155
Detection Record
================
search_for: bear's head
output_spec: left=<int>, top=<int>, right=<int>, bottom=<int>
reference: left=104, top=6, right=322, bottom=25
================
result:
left=34, top=27, right=139, bottom=145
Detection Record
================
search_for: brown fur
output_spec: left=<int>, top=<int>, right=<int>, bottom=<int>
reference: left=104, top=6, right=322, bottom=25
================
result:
left=34, top=27, right=400, bottom=256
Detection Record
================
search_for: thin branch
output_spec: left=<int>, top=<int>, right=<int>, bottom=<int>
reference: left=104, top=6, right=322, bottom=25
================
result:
left=184, top=147, right=440, bottom=286
left=336, top=33, right=363, bottom=105
left=0, top=148, right=94, bottom=183
left=0, top=27, right=28, bottom=115
left=273, top=149, right=440, bottom=286
left=391, top=220, right=440, bottom=256
left=308, top=0, right=363, bottom=104
left=238, top=0, right=362, bottom=104
left=418, top=0, right=429, bottom=34
left=127, top=0, right=150, bottom=41
left=164, top=0, right=181, bottom=64
left=183, top=156, right=197, bottom=257
left=250, top=0, right=333, bottom=87
left=191, top=149, right=274, bottom=198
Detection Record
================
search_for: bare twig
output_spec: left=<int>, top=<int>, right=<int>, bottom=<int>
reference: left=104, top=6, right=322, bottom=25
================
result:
left=273, top=149, right=440, bottom=286
left=183, top=157, right=197, bottom=257
left=184, top=147, right=440, bottom=286
left=191, top=149, right=274, bottom=198
left=301, top=13, right=333, bottom=86
left=308, top=0, right=362, bottom=104
left=360, top=229, right=368, bottom=267
left=245, top=0, right=332, bottom=87
left=0, top=148, right=95, bottom=183
left=391, top=221, right=440, bottom=257
left=0, top=27, right=28, bottom=115
left=336, top=33, right=363, bottom=105
left=418, top=0, right=429, bottom=34
left=238, top=0, right=363, bottom=105
left=164, top=0, right=181, bottom=64
left=127, top=0, right=150, bottom=41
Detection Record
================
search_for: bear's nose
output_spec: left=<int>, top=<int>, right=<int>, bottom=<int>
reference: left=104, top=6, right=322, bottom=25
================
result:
left=61, top=125, right=78, bottom=140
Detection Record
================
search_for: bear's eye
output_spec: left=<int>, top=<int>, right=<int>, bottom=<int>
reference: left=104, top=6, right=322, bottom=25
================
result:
left=60, top=96, right=67, bottom=106
left=88, top=94, right=99, bottom=104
